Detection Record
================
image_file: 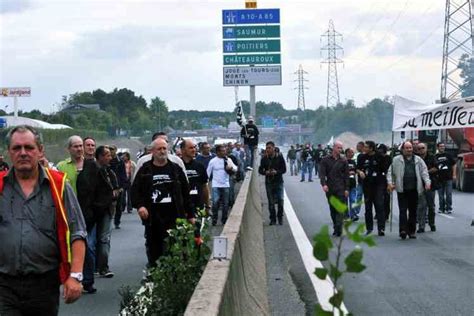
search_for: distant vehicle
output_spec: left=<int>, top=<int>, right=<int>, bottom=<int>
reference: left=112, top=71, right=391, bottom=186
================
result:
left=448, top=128, right=474, bottom=192
left=214, top=138, right=237, bottom=146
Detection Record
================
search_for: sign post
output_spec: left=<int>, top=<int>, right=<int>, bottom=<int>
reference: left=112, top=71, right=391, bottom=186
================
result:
left=222, top=1, right=281, bottom=120
left=1, top=87, right=31, bottom=120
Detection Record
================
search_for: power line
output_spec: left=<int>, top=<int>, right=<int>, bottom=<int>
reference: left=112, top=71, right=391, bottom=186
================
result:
left=321, top=20, right=344, bottom=108
left=294, top=64, right=309, bottom=110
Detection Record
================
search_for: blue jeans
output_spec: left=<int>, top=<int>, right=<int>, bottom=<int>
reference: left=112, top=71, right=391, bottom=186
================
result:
left=83, top=225, right=96, bottom=287
left=265, top=182, right=284, bottom=221
left=348, top=187, right=359, bottom=218
left=437, top=180, right=453, bottom=212
left=301, top=161, right=314, bottom=181
left=212, top=187, right=230, bottom=224
left=96, top=205, right=114, bottom=273
left=289, top=159, right=296, bottom=176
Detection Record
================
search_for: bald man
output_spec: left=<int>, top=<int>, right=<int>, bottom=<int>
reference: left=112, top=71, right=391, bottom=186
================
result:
left=131, top=138, right=193, bottom=267
left=57, top=135, right=84, bottom=194
left=319, top=141, right=350, bottom=237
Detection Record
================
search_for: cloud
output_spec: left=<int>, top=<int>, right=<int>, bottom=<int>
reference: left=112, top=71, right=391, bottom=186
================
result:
left=74, top=25, right=219, bottom=60
left=0, top=0, right=32, bottom=14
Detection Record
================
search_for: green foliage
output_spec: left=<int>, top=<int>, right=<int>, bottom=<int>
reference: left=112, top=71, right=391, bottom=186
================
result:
left=313, top=220, right=376, bottom=316
left=121, top=210, right=211, bottom=316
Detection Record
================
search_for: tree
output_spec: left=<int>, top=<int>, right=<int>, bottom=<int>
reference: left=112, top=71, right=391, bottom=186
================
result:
left=459, top=54, right=474, bottom=97
left=149, top=97, right=169, bottom=131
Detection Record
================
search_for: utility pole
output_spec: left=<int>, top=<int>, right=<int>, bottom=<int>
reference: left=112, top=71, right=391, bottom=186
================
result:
left=440, top=0, right=473, bottom=102
left=321, top=20, right=344, bottom=108
left=294, top=64, right=309, bottom=110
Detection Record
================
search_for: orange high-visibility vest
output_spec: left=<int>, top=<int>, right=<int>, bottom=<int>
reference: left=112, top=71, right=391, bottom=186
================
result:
left=0, top=168, right=72, bottom=284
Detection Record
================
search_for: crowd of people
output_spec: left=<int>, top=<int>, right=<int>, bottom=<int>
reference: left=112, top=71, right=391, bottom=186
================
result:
left=278, top=139, right=456, bottom=239
left=0, top=122, right=461, bottom=315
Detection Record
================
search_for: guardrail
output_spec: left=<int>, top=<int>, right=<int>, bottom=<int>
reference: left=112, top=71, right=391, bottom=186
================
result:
left=185, top=168, right=270, bottom=316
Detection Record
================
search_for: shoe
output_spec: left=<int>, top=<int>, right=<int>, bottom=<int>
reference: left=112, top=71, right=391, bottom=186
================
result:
left=430, top=225, right=436, bottom=232
left=278, top=218, right=283, bottom=225
left=99, top=270, right=114, bottom=278
left=308, top=179, right=313, bottom=182
left=447, top=210, right=452, bottom=214
left=300, top=179, right=305, bottom=182
left=245, top=167, right=253, bottom=171
left=438, top=210, right=445, bottom=214
left=378, top=230, right=385, bottom=236
left=409, top=234, right=417, bottom=239
left=334, top=231, right=342, bottom=237
left=417, top=228, right=425, bottom=233
left=365, top=230, right=372, bottom=236
left=400, top=231, right=407, bottom=240
left=82, top=285, right=97, bottom=294
left=269, top=220, right=276, bottom=226
left=351, top=215, right=359, bottom=222
left=212, top=220, right=217, bottom=226
left=115, top=225, right=121, bottom=229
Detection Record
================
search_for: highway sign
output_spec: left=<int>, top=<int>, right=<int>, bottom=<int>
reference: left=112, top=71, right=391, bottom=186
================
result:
left=223, top=66, right=282, bottom=86
left=1, top=87, right=31, bottom=97
left=222, top=9, right=280, bottom=25
left=223, top=54, right=281, bottom=65
left=223, top=39, right=280, bottom=53
left=223, top=25, right=280, bottom=39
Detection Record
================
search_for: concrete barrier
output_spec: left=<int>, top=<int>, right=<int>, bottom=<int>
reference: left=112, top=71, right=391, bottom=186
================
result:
left=185, top=169, right=270, bottom=316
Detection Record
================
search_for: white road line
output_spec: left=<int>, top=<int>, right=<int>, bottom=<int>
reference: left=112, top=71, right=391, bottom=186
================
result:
left=284, top=190, right=348, bottom=315
left=438, top=213, right=455, bottom=219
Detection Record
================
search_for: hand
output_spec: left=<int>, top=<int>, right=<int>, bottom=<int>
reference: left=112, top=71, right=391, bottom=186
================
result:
left=358, top=171, right=366, bottom=180
left=188, top=217, right=196, bottom=225
left=322, top=185, right=329, bottom=193
left=425, top=183, right=431, bottom=191
left=387, top=184, right=394, bottom=193
left=138, top=207, right=149, bottom=220
left=63, top=277, right=82, bottom=304
left=344, top=190, right=349, bottom=198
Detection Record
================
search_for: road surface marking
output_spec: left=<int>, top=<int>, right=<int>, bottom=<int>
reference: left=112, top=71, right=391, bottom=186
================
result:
left=284, top=189, right=348, bottom=315
left=438, top=213, right=454, bottom=219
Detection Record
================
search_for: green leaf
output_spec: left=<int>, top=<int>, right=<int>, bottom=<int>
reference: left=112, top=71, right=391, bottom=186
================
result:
left=329, top=195, right=348, bottom=213
left=329, top=264, right=343, bottom=280
left=313, top=241, right=329, bottom=261
left=344, top=247, right=366, bottom=273
left=314, top=303, right=333, bottom=316
left=329, top=289, right=344, bottom=308
left=313, top=225, right=333, bottom=249
left=314, top=268, right=328, bottom=280
left=363, top=235, right=376, bottom=247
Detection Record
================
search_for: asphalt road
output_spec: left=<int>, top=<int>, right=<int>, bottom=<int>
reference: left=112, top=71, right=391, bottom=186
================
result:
left=283, top=173, right=474, bottom=316
left=59, top=212, right=147, bottom=316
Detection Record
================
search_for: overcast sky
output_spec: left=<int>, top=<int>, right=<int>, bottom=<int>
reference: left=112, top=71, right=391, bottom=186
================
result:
left=0, top=0, right=446, bottom=114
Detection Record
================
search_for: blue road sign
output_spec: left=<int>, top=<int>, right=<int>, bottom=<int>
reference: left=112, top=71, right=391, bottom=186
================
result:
left=222, top=9, right=280, bottom=25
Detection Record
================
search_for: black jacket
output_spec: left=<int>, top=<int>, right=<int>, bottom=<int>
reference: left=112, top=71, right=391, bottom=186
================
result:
left=240, top=123, right=259, bottom=146
left=76, top=159, right=100, bottom=229
left=319, top=155, right=349, bottom=195
left=259, top=153, right=287, bottom=184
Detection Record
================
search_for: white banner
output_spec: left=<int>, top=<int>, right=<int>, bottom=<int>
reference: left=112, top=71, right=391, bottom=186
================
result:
left=392, top=95, right=474, bottom=131
left=223, top=65, right=282, bottom=86
left=1, top=87, right=31, bottom=97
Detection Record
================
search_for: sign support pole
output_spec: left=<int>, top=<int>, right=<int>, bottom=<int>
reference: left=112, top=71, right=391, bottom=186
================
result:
left=250, top=85, right=256, bottom=118
left=13, top=96, right=18, bottom=119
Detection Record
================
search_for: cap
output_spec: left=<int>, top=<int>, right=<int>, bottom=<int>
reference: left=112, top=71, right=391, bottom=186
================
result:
left=248, top=116, right=254, bottom=121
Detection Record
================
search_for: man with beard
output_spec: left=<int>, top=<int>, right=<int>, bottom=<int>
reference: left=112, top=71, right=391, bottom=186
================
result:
left=180, top=139, right=210, bottom=217
left=132, top=138, right=193, bottom=267
left=387, top=142, right=430, bottom=239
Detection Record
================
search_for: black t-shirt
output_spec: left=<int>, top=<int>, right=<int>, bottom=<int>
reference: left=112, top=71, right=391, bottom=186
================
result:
left=347, top=158, right=357, bottom=189
left=435, top=152, right=455, bottom=181
left=149, top=163, right=177, bottom=223
left=184, top=159, right=208, bottom=210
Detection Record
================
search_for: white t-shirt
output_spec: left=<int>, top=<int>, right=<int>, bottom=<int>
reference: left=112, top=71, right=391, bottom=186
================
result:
left=132, top=153, right=187, bottom=182
left=206, top=156, right=238, bottom=188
